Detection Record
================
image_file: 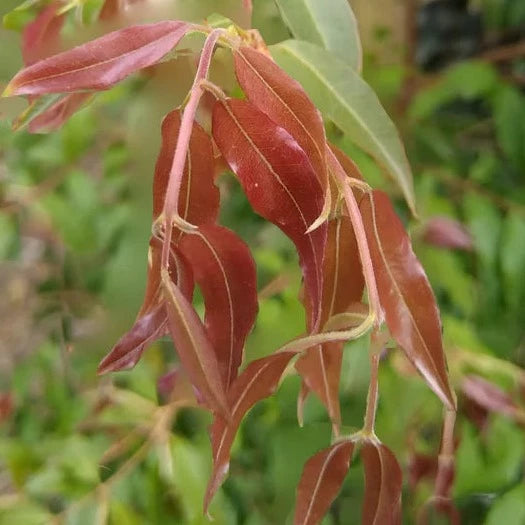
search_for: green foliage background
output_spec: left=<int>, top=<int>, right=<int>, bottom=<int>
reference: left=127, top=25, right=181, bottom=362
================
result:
left=0, top=1, right=524, bottom=524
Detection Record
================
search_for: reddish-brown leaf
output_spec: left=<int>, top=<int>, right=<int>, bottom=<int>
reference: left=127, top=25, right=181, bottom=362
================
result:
left=422, top=216, right=473, bottom=251
left=234, top=47, right=328, bottom=204
left=28, top=93, right=92, bottom=133
left=462, top=375, right=518, bottom=419
left=162, top=269, right=229, bottom=418
left=205, top=351, right=296, bottom=512
left=361, top=441, right=402, bottom=525
left=360, top=191, right=455, bottom=409
left=157, top=366, right=197, bottom=406
left=212, top=98, right=327, bottom=327
left=22, top=2, right=64, bottom=66
left=294, top=440, right=354, bottom=525
left=5, top=21, right=189, bottom=96
left=153, top=109, right=219, bottom=225
left=296, top=216, right=364, bottom=425
left=180, top=225, right=258, bottom=387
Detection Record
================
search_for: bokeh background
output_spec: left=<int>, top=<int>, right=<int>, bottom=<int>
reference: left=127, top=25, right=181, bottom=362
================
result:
left=0, top=1, right=524, bottom=524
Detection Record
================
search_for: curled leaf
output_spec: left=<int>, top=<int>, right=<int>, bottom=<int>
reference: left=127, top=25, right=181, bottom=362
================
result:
left=180, top=225, right=258, bottom=387
left=361, top=441, right=402, bottom=525
left=4, top=21, right=190, bottom=96
left=212, top=98, right=327, bottom=328
left=294, top=440, right=354, bottom=525
left=205, top=351, right=296, bottom=512
left=361, top=191, right=455, bottom=409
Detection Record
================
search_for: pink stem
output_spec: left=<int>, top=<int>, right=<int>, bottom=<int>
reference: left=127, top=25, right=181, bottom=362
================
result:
left=326, top=148, right=384, bottom=325
left=363, top=351, right=380, bottom=434
left=161, top=29, right=223, bottom=269
left=434, top=409, right=456, bottom=500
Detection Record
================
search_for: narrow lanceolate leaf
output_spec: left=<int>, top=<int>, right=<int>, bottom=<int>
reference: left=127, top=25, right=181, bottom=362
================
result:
left=162, top=269, right=229, bottom=419
left=275, top=0, right=362, bottom=70
left=270, top=40, right=416, bottom=216
left=294, top=440, right=354, bottom=525
left=212, top=98, right=327, bottom=328
left=233, top=46, right=330, bottom=220
left=180, top=225, right=258, bottom=387
left=153, top=109, right=219, bottom=224
left=296, top=216, right=364, bottom=425
left=360, top=191, right=455, bottom=409
left=361, top=441, right=402, bottom=525
left=205, top=352, right=296, bottom=512
left=4, top=21, right=190, bottom=96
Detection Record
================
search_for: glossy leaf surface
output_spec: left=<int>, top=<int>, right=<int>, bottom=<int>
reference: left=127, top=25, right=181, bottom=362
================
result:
left=213, top=98, right=326, bottom=328
left=361, top=441, right=402, bottom=525
left=275, top=0, right=362, bottom=69
left=270, top=40, right=416, bottom=215
left=180, top=225, right=258, bottom=387
left=205, top=351, right=296, bottom=512
left=360, top=190, right=455, bottom=409
left=294, top=440, right=354, bottom=525
left=5, top=21, right=189, bottom=96
left=153, top=109, right=219, bottom=224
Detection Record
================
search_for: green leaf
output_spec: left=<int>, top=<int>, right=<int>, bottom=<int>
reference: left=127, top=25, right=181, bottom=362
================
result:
left=274, top=0, right=362, bottom=70
left=485, top=484, right=525, bottom=525
left=500, top=214, right=525, bottom=311
left=270, top=40, right=416, bottom=215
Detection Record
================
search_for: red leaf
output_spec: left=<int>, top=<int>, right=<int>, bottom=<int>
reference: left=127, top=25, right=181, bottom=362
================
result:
left=296, top=216, right=364, bottom=425
left=157, top=366, right=197, bottom=406
left=162, top=269, right=229, bottom=419
left=294, top=440, right=354, bottom=525
left=180, top=225, right=258, bottom=387
left=205, top=351, right=296, bottom=512
left=28, top=93, right=92, bottom=133
left=5, top=21, right=189, bottom=96
left=234, top=47, right=329, bottom=208
left=212, top=98, right=327, bottom=328
left=422, top=216, right=473, bottom=251
left=360, top=191, right=455, bottom=409
left=153, top=109, right=219, bottom=225
left=361, top=441, right=402, bottom=525
left=22, top=2, right=64, bottom=66
left=462, top=375, right=518, bottom=419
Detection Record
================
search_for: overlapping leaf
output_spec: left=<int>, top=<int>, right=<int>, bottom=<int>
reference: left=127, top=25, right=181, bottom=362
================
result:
left=212, top=98, right=327, bottom=328
left=205, top=351, right=296, bottom=512
left=361, top=441, right=403, bottom=525
left=294, top=440, right=354, bottom=525
left=153, top=109, right=219, bottom=224
left=4, top=21, right=190, bottom=96
left=180, top=225, right=258, bottom=387
left=233, top=46, right=330, bottom=219
left=360, top=190, right=455, bottom=409
left=270, top=40, right=416, bottom=215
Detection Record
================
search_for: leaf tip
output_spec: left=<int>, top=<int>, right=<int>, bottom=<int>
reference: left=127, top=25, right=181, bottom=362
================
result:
left=1, top=83, right=14, bottom=98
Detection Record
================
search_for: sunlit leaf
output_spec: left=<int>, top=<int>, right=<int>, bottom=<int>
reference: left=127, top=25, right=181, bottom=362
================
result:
left=294, top=439, right=354, bottom=525
left=180, top=225, right=258, bottom=387
left=275, top=0, right=362, bottom=70
left=360, top=191, right=455, bottom=409
left=361, top=441, right=402, bottom=525
left=4, top=21, right=190, bottom=96
left=212, top=97, right=327, bottom=328
left=270, top=40, right=416, bottom=215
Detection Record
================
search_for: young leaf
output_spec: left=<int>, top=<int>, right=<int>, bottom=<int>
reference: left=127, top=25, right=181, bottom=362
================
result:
left=360, top=191, right=455, bottom=409
left=361, top=441, right=403, bottom=525
left=180, top=225, right=258, bottom=387
left=153, top=109, right=219, bottom=224
left=233, top=46, right=330, bottom=220
left=4, top=21, right=190, bottom=96
left=162, top=269, right=229, bottom=419
left=422, top=216, right=473, bottom=251
left=212, top=98, right=327, bottom=328
left=294, top=440, right=354, bottom=525
left=275, top=0, right=362, bottom=70
left=296, top=216, right=364, bottom=425
left=205, top=351, right=296, bottom=512
left=270, top=40, right=416, bottom=216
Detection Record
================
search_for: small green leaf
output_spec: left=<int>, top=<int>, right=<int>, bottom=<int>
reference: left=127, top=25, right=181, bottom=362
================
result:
left=270, top=40, right=416, bottom=215
left=275, top=0, right=361, bottom=70
left=485, top=484, right=525, bottom=525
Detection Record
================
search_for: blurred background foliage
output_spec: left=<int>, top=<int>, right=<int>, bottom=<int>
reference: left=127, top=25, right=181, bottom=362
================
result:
left=0, top=0, right=524, bottom=524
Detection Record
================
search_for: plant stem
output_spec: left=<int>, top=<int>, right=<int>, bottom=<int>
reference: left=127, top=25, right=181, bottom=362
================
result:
left=327, top=148, right=384, bottom=326
left=161, top=28, right=224, bottom=269
left=434, top=408, right=456, bottom=500
left=363, top=343, right=380, bottom=435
